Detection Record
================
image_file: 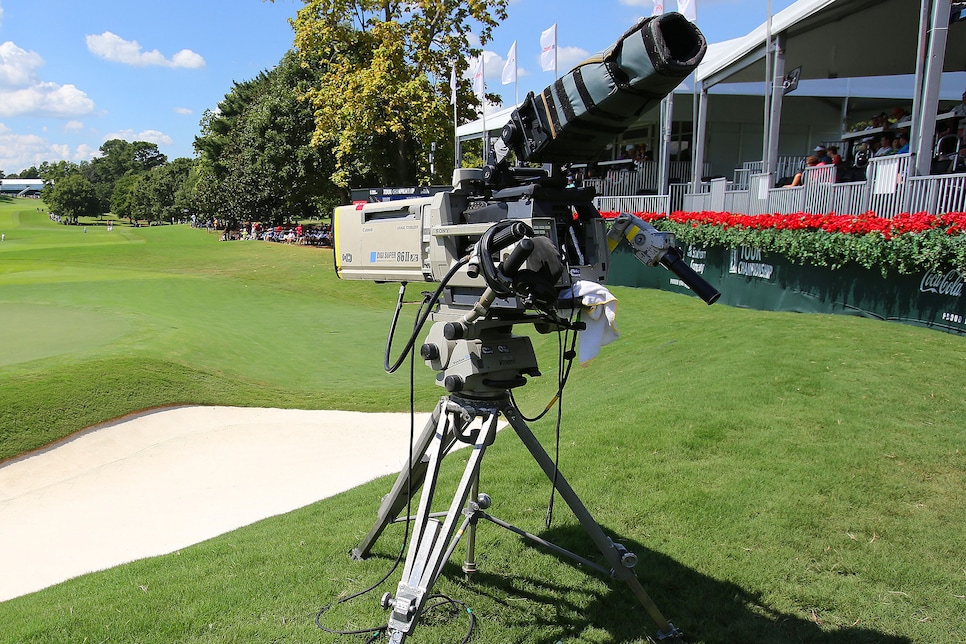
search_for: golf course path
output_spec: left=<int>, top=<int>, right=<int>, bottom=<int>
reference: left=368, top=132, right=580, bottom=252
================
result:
left=0, top=406, right=430, bottom=602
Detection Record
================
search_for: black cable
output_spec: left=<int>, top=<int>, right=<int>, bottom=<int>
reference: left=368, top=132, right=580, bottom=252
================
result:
left=510, top=299, right=579, bottom=424
left=545, top=322, right=568, bottom=529
left=544, top=271, right=581, bottom=528
left=315, top=296, right=430, bottom=640
left=384, top=256, right=469, bottom=374
left=421, top=594, right=477, bottom=644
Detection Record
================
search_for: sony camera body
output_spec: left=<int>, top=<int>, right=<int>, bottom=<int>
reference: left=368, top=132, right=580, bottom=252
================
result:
left=333, top=168, right=608, bottom=310
left=333, top=12, right=707, bottom=315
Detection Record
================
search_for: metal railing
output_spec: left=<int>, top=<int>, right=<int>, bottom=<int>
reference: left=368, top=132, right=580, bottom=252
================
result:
left=583, top=161, right=710, bottom=196
left=595, top=194, right=670, bottom=214
left=906, top=172, right=966, bottom=215
left=867, top=154, right=913, bottom=218
left=594, top=153, right=966, bottom=218
left=733, top=157, right=807, bottom=190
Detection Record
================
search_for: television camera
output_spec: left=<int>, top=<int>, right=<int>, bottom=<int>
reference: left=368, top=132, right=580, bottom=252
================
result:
left=329, top=12, right=717, bottom=643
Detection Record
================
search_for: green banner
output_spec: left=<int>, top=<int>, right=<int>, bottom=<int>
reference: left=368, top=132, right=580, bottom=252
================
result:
left=608, top=243, right=966, bottom=336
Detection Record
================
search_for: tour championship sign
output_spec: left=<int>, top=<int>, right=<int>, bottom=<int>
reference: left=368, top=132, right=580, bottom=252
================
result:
left=608, top=243, right=966, bottom=335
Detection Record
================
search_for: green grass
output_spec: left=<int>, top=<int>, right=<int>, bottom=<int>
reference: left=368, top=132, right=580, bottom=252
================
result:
left=0, top=198, right=437, bottom=459
left=1, top=196, right=965, bottom=642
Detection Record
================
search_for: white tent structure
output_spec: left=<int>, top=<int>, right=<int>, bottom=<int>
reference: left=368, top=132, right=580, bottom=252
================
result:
left=454, top=0, right=966, bottom=216
left=694, top=0, right=966, bottom=184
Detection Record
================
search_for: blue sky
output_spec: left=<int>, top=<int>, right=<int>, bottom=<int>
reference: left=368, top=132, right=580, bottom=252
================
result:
left=0, top=0, right=797, bottom=174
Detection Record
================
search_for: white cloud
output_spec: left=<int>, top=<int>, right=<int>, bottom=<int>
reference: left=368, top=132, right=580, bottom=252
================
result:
left=105, top=128, right=173, bottom=146
left=0, top=41, right=45, bottom=87
left=174, top=106, right=193, bottom=115
left=170, top=49, right=204, bottom=69
left=0, top=82, right=96, bottom=118
left=0, top=122, right=96, bottom=173
left=86, top=32, right=205, bottom=68
left=556, top=46, right=590, bottom=73
left=75, top=144, right=98, bottom=160
left=64, top=120, right=84, bottom=131
left=0, top=41, right=96, bottom=117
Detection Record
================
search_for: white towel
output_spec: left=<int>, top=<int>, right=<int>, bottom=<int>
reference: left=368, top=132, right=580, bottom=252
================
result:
left=565, top=281, right=619, bottom=365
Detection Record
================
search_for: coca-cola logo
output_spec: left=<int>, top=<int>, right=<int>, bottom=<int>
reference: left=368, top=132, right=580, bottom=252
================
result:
left=919, top=269, right=964, bottom=298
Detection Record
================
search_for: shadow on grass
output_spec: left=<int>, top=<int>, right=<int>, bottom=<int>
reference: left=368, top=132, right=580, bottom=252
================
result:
left=438, top=523, right=911, bottom=644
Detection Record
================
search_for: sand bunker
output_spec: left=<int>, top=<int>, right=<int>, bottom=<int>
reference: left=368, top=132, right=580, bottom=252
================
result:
left=0, top=406, right=430, bottom=602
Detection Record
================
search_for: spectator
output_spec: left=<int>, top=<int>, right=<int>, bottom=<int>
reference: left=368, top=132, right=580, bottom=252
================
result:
left=952, top=91, right=966, bottom=138
left=828, top=146, right=842, bottom=166
left=813, top=146, right=832, bottom=165
left=874, top=135, right=895, bottom=157
left=786, top=155, right=820, bottom=187
left=951, top=90, right=966, bottom=118
left=896, top=132, right=910, bottom=155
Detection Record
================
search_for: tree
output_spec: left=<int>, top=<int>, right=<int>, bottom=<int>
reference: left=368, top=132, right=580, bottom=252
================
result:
left=290, top=0, right=507, bottom=189
left=42, top=174, right=100, bottom=223
left=110, top=173, right=142, bottom=222
left=128, top=158, right=194, bottom=224
left=85, top=140, right=168, bottom=213
left=15, top=166, right=41, bottom=179
left=38, top=160, right=80, bottom=183
left=193, top=50, right=340, bottom=224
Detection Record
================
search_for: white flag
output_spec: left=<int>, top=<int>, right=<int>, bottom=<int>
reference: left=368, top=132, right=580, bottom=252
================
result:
left=450, top=64, right=457, bottom=105
left=471, top=55, right=485, bottom=99
left=677, top=0, right=696, bottom=22
left=540, top=24, right=556, bottom=73
left=501, top=41, right=517, bottom=85
left=652, top=0, right=665, bottom=16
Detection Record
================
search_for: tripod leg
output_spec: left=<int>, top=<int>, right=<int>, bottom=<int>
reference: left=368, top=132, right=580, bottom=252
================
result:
left=386, top=408, right=500, bottom=642
left=462, top=476, right=479, bottom=578
left=352, top=399, right=448, bottom=560
left=502, top=403, right=679, bottom=639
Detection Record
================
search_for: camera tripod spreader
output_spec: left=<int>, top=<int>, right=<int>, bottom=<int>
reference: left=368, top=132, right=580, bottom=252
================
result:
left=345, top=207, right=720, bottom=642
left=351, top=319, right=683, bottom=643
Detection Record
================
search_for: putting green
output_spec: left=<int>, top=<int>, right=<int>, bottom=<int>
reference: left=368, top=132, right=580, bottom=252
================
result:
left=0, top=302, right=131, bottom=367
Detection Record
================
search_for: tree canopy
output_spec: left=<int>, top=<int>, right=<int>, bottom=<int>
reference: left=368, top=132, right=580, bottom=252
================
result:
left=42, top=174, right=100, bottom=224
left=290, top=0, right=508, bottom=189
left=193, top=50, right=339, bottom=225
left=84, top=140, right=167, bottom=212
left=15, top=3, right=515, bottom=226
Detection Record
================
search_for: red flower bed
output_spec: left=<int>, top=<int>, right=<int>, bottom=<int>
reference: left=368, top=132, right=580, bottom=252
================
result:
left=599, top=210, right=966, bottom=239
left=599, top=210, right=966, bottom=274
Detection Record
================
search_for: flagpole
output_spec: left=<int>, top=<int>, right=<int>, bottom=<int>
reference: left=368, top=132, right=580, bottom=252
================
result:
left=762, top=0, right=773, bottom=168
left=451, top=63, right=459, bottom=167
left=481, top=55, right=488, bottom=161
left=554, top=25, right=558, bottom=80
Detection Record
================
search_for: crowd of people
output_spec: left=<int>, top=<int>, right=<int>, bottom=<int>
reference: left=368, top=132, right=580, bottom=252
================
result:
left=190, top=217, right=333, bottom=246
left=244, top=222, right=333, bottom=246
left=784, top=93, right=966, bottom=187
left=851, top=93, right=966, bottom=173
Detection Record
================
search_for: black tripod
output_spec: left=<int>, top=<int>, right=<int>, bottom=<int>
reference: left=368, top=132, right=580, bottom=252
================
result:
left=351, top=325, right=681, bottom=643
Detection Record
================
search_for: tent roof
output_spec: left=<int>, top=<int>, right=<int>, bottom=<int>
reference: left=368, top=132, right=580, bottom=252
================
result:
left=697, top=0, right=966, bottom=87
left=456, top=104, right=517, bottom=139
